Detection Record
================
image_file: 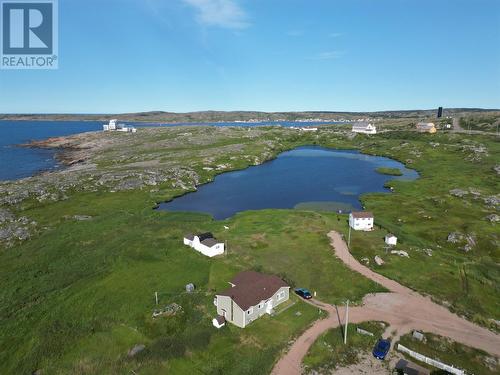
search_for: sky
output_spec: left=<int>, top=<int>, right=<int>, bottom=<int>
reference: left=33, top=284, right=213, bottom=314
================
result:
left=0, top=0, right=499, bottom=113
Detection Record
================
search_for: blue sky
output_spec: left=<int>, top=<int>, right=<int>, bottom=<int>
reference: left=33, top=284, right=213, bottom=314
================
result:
left=1, top=0, right=499, bottom=113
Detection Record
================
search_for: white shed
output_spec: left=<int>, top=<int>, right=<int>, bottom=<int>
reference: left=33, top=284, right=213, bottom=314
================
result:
left=385, top=234, right=397, bottom=246
left=184, top=232, right=225, bottom=257
left=352, top=122, right=377, bottom=134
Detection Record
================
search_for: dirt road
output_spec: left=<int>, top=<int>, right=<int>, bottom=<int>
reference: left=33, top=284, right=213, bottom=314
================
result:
left=271, top=231, right=500, bottom=375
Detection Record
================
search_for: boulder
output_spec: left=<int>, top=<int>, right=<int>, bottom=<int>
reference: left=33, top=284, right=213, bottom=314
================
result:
left=485, top=214, right=500, bottom=223
left=447, top=232, right=464, bottom=243
left=0, top=208, right=15, bottom=223
left=423, top=248, right=433, bottom=257
left=391, top=250, right=409, bottom=258
left=374, top=255, right=384, bottom=266
left=127, top=344, right=145, bottom=358
left=449, top=189, right=468, bottom=198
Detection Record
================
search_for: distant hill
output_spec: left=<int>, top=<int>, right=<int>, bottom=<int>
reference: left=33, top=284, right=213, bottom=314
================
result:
left=1, top=108, right=498, bottom=123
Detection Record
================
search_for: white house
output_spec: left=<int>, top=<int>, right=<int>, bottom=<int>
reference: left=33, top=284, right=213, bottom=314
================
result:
left=349, top=211, right=374, bottom=231
left=213, top=271, right=290, bottom=328
left=352, top=122, right=377, bottom=134
left=385, top=234, right=398, bottom=246
left=184, top=232, right=225, bottom=257
left=103, top=119, right=137, bottom=133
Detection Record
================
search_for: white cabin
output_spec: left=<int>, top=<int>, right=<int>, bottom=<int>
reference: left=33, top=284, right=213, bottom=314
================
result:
left=103, top=119, right=137, bottom=133
left=184, top=233, right=225, bottom=257
left=385, top=234, right=397, bottom=246
left=349, top=211, right=374, bottom=231
left=352, top=122, right=377, bottom=134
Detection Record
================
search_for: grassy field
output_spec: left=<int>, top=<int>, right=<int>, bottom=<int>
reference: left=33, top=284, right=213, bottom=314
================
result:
left=303, top=321, right=386, bottom=373
left=0, top=193, right=382, bottom=373
left=375, top=167, right=403, bottom=176
left=398, top=332, right=499, bottom=375
left=459, top=112, right=500, bottom=132
left=1, top=120, right=499, bottom=373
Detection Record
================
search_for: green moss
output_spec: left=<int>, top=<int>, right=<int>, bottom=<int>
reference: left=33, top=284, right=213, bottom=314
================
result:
left=375, top=167, right=403, bottom=176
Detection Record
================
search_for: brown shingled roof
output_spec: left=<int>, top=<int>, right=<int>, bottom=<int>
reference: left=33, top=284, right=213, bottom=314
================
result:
left=350, top=211, right=374, bottom=219
left=217, top=271, right=289, bottom=311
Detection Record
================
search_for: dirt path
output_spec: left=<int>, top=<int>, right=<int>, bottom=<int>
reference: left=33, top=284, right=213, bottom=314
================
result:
left=271, top=231, right=500, bottom=375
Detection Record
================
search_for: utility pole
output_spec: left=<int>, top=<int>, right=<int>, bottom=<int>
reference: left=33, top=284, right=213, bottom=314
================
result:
left=344, top=299, right=349, bottom=345
left=155, top=292, right=158, bottom=306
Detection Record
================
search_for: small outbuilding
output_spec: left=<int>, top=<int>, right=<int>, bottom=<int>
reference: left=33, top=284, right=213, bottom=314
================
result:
left=352, top=122, right=377, bottom=134
left=385, top=234, right=397, bottom=246
left=212, top=315, right=226, bottom=329
left=349, top=211, right=374, bottom=231
left=184, top=232, right=225, bottom=257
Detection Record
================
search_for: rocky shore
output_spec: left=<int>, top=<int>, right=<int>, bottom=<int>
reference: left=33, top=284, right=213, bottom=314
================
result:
left=0, top=125, right=301, bottom=247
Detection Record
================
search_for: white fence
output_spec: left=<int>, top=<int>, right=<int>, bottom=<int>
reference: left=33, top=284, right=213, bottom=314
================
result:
left=356, top=327, right=374, bottom=336
left=397, top=344, right=467, bottom=375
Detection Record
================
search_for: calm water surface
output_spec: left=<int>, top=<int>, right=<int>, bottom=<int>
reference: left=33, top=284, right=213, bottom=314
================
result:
left=0, top=120, right=341, bottom=181
left=158, top=146, right=418, bottom=219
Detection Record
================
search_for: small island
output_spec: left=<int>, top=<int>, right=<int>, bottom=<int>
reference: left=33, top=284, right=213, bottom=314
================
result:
left=376, top=167, right=403, bottom=176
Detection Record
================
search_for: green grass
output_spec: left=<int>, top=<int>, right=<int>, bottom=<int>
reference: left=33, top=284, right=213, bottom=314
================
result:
left=303, top=321, right=386, bottom=373
left=398, top=332, right=499, bottom=375
left=0, top=194, right=382, bottom=374
left=1, top=124, right=499, bottom=373
left=375, top=167, right=403, bottom=176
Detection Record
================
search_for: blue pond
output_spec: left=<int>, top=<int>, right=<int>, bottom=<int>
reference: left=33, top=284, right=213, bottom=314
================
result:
left=158, top=146, right=418, bottom=219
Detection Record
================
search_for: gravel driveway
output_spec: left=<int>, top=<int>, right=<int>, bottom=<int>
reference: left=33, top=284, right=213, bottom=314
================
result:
left=271, top=231, right=500, bottom=375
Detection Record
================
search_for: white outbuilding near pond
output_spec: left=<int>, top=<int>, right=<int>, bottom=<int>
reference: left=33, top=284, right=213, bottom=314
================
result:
left=385, top=234, right=398, bottom=246
left=184, top=232, right=225, bottom=257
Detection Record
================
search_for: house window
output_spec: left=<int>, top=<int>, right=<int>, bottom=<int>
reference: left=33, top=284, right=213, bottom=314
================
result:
left=277, top=291, right=285, bottom=300
left=247, top=307, right=253, bottom=315
left=258, top=302, right=264, bottom=309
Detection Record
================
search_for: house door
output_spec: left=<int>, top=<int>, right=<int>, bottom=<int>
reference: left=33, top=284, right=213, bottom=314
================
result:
left=265, top=300, right=273, bottom=314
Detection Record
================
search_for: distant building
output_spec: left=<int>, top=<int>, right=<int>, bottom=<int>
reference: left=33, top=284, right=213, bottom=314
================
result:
left=437, top=107, right=443, bottom=118
left=416, top=122, right=437, bottom=133
left=103, top=119, right=137, bottom=133
left=385, top=234, right=398, bottom=246
left=352, top=122, right=377, bottom=134
left=290, top=126, right=318, bottom=132
left=349, top=211, right=374, bottom=231
left=184, top=232, right=225, bottom=257
left=213, top=271, right=290, bottom=328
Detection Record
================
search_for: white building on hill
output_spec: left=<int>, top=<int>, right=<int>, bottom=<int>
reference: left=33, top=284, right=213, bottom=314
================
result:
left=349, top=211, right=374, bottom=231
left=103, top=119, right=137, bottom=133
left=352, top=122, right=377, bottom=134
left=184, top=232, right=225, bottom=257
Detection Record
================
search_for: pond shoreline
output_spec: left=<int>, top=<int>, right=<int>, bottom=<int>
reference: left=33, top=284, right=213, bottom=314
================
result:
left=156, top=145, right=419, bottom=220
